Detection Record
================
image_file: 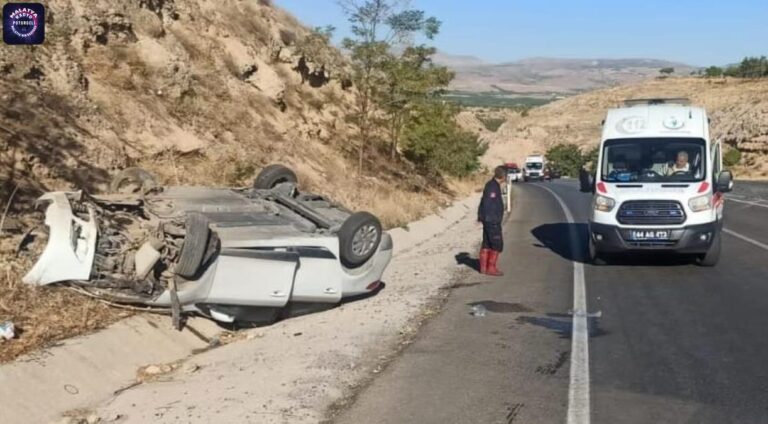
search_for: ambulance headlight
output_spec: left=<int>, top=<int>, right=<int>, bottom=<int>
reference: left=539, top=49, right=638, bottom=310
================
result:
left=593, top=195, right=616, bottom=212
left=688, top=194, right=712, bottom=212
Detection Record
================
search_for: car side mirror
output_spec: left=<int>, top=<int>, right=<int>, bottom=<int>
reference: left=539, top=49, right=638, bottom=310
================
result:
left=715, top=170, right=734, bottom=193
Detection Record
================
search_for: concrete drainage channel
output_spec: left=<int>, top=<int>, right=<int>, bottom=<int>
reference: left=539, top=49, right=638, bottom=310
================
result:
left=0, top=195, right=480, bottom=424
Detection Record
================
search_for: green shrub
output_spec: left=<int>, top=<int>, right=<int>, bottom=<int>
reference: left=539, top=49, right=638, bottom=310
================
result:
left=402, top=102, right=487, bottom=177
left=723, top=148, right=742, bottom=167
left=582, top=145, right=600, bottom=171
left=704, top=66, right=724, bottom=78
left=545, top=143, right=586, bottom=177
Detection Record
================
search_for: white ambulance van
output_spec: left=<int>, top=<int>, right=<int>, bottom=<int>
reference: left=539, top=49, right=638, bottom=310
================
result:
left=523, top=154, right=546, bottom=182
left=588, top=98, right=734, bottom=266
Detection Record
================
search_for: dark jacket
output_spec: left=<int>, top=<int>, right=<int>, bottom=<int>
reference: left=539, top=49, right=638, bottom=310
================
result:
left=478, top=179, right=504, bottom=224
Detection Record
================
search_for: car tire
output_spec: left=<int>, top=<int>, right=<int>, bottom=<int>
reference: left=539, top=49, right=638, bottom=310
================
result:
left=176, top=212, right=212, bottom=278
left=339, top=212, right=382, bottom=268
left=109, top=167, right=158, bottom=194
left=697, top=231, right=721, bottom=267
left=588, top=236, right=608, bottom=265
left=253, top=164, right=298, bottom=190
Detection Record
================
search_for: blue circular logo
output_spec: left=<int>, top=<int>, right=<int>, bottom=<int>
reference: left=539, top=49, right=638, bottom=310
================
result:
left=9, top=7, right=39, bottom=38
left=3, top=3, right=46, bottom=45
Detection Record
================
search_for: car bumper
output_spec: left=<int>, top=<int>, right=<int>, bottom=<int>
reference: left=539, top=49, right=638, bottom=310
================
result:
left=589, top=221, right=719, bottom=254
left=340, top=232, right=393, bottom=297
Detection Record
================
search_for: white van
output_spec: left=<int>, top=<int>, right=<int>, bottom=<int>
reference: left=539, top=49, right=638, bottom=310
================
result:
left=588, top=98, right=733, bottom=266
left=523, top=154, right=546, bottom=182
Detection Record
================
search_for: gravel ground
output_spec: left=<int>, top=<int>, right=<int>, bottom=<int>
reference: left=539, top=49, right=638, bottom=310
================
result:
left=79, top=198, right=484, bottom=424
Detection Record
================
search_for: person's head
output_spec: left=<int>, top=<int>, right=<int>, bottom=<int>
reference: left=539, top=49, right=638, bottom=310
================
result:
left=675, top=151, right=689, bottom=167
left=494, top=166, right=506, bottom=182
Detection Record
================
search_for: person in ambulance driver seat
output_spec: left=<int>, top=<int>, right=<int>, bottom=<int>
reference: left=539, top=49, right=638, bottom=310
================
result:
left=477, top=166, right=506, bottom=277
left=665, top=150, right=690, bottom=175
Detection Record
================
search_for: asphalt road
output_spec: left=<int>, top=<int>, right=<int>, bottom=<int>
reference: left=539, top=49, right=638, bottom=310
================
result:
left=334, top=179, right=768, bottom=424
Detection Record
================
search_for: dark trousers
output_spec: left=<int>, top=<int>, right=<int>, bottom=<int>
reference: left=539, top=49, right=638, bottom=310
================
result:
left=482, top=222, right=504, bottom=252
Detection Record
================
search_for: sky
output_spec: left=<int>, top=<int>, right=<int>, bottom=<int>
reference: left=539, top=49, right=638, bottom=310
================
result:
left=276, top=0, right=768, bottom=67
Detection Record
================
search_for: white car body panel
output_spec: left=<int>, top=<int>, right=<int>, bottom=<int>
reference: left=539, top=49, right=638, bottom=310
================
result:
left=206, top=255, right=297, bottom=307
left=23, top=192, right=98, bottom=285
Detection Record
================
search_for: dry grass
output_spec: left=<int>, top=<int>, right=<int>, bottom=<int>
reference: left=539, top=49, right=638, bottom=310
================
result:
left=0, top=238, right=125, bottom=363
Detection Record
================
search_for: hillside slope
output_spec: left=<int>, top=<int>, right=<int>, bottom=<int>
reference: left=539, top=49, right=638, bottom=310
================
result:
left=476, top=77, right=768, bottom=179
left=0, top=0, right=457, bottom=225
left=438, top=56, right=697, bottom=94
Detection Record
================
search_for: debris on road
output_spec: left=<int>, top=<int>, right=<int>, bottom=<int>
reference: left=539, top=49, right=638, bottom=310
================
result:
left=0, top=321, right=15, bottom=341
left=470, top=304, right=487, bottom=317
left=183, top=363, right=200, bottom=374
left=137, top=361, right=181, bottom=382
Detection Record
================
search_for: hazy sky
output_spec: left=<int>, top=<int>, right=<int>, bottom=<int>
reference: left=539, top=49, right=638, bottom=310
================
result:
left=277, top=0, right=767, bottom=66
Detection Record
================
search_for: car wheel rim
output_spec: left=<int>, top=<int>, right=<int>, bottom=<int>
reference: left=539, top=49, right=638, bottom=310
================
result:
left=351, top=225, right=378, bottom=257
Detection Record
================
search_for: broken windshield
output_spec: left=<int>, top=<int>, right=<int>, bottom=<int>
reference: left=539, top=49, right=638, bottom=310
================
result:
left=601, top=138, right=707, bottom=183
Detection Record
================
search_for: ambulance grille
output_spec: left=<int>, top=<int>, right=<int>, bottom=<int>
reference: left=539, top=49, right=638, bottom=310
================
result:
left=617, top=200, right=686, bottom=225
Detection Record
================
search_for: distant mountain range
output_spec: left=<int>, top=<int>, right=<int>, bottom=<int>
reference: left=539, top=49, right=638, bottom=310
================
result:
left=432, top=52, right=698, bottom=94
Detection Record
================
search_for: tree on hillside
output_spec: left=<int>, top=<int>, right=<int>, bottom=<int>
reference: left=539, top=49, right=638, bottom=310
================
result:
left=401, top=101, right=487, bottom=177
left=704, top=66, right=724, bottom=78
left=659, top=67, right=675, bottom=75
left=339, top=0, right=441, bottom=175
left=380, top=45, right=454, bottom=158
left=545, top=143, right=584, bottom=177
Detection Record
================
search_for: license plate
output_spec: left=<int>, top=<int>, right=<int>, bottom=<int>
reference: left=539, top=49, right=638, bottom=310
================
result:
left=628, top=230, right=670, bottom=241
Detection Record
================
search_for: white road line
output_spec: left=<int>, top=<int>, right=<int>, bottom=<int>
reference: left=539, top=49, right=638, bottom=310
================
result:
left=536, top=184, right=590, bottom=424
left=727, top=197, right=768, bottom=209
left=723, top=228, right=768, bottom=251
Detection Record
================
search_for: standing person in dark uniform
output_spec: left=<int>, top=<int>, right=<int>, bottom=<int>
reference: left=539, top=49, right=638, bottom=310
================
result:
left=478, top=166, right=506, bottom=276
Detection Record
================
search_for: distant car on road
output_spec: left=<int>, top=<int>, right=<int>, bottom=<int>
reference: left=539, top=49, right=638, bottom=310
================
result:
left=21, top=164, right=393, bottom=325
left=503, top=162, right=522, bottom=183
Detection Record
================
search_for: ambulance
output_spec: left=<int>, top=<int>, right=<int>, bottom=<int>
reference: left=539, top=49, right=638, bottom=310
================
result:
left=588, top=98, right=733, bottom=266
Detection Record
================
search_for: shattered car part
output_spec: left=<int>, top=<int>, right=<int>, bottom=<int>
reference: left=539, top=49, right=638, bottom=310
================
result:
left=0, top=321, right=15, bottom=341
left=21, top=165, right=393, bottom=325
left=23, top=192, right=98, bottom=285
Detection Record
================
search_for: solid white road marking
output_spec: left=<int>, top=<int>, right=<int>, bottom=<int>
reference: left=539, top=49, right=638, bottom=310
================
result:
left=536, top=184, right=591, bottom=424
left=723, top=228, right=768, bottom=251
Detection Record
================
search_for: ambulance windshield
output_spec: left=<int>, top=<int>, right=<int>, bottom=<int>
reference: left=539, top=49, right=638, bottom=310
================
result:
left=601, top=138, right=706, bottom=183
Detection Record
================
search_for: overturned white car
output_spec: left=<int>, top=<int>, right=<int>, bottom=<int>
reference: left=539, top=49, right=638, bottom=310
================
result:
left=21, top=165, right=392, bottom=325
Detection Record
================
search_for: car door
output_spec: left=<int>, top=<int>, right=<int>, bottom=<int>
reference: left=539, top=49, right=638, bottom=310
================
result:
left=290, top=246, right=343, bottom=304
left=206, top=249, right=298, bottom=307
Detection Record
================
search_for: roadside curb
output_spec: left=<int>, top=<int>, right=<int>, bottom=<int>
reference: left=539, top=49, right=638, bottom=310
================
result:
left=0, top=315, right=220, bottom=424
left=0, top=194, right=481, bottom=424
left=389, top=194, right=479, bottom=256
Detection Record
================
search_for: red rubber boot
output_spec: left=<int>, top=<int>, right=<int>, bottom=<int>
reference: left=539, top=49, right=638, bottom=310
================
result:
left=487, top=250, right=504, bottom=277
left=479, top=248, right=490, bottom=274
